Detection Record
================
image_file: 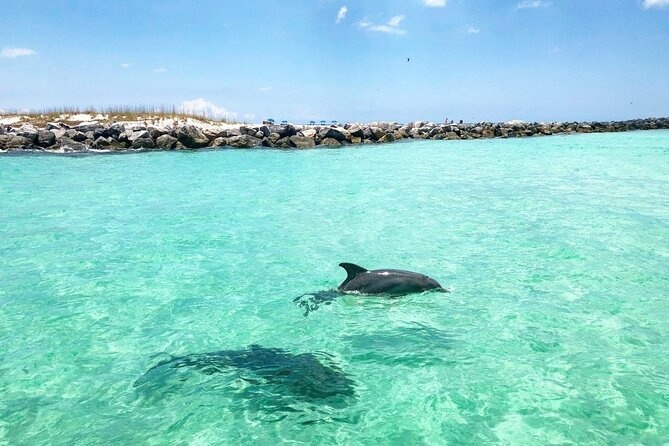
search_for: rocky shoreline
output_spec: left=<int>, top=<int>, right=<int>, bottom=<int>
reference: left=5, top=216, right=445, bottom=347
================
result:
left=1, top=117, right=668, bottom=154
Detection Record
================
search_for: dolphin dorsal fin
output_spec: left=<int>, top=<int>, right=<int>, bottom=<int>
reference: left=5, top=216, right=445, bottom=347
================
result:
left=339, top=263, right=368, bottom=287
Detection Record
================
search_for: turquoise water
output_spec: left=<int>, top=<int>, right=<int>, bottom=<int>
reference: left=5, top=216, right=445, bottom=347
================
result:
left=1, top=131, right=668, bottom=445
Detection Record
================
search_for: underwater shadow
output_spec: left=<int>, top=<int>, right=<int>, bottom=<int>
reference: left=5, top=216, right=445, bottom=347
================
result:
left=134, top=345, right=358, bottom=418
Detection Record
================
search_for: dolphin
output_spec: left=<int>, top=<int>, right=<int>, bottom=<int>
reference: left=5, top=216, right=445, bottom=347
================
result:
left=337, top=262, right=447, bottom=296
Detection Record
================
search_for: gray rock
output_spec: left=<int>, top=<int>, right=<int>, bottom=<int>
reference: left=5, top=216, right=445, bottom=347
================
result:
left=259, top=126, right=271, bottom=137
left=203, top=128, right=222, bottom=141
left=92, top=136, right=113, bottom=149
left=74, top=122, right=104, bottom=133
left=273, top=125, right=297, bottom=138
left=45, top=122, right=62, bottom=131
left=148, top=126, right=168, bottom=140
left=102, top=123, right=125, bottom=138
left=268, top=132, right=281, bottom=144
left=71, top=132, right=88, bottom=142
left=131, top=137, right=155, bottom=149
left=156, top=134, right=178, bottom=149
left=378, top=133, right=394, bottom=143
left=300, top=128, right=317, bottom=138
left=129, top=130, right=151, bottom=142
left=348, top=126, right=364, bottom=138
left=118, top=130, right=133, bottom=143
left=16, top=124, right=39, bottom=143
left=176, top=125, right=209, bottom=147
left=0, top=135, right=11, bottom=150
left=58, top=137, right=89, bottom=152
left=37, top=131, right=56, bottom=147
left=322, top=126, right=350, bottom=142
left=289, top=135, right=316, bottom=148
left=209, top=137, right=226, bottom=147
left=226, top=135, right=261, bottom=148
left=319, top=137, right=341, bottom=147
left=4, top=135, right=34, bottom=150
left=274, top=137, right=291, bottom=148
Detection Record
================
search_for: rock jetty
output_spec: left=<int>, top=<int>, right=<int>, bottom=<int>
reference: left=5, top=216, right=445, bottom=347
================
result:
left=1, top=117, right=668, bottom=154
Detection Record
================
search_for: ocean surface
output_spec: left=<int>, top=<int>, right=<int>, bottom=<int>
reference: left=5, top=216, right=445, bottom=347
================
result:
left=1, top=131, right=668, bottom=445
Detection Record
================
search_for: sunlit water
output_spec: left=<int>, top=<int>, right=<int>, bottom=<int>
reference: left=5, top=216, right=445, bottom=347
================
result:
left=1, top=131, right=668, bottom=445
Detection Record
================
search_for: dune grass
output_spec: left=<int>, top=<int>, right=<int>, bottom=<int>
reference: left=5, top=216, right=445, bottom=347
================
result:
left=0, top=105, right=238, bottom=126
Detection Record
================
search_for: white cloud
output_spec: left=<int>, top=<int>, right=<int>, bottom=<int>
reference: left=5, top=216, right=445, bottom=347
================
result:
left=178, top=98, right=237, bottom=120
left=643, top=0, right=669, bottom=8
left=336, top=6, right=348, bottom=23
left=153, top=67, right=168, bottom=73
left=257, top=86, right=272, bottom=92
left=423, top=0, right=446, bottom=7
left=516, top=0, right=550, bottom=9
left=467, top=26, right=480, bottom=34
left=1, top=47, right=36, bottom=58
left=359, top=15, right=406, bottom=35
left=121, top=63, right=130, bottom=68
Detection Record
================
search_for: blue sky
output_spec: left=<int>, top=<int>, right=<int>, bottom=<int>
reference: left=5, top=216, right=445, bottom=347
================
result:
left=1, top=0, right=668, bottom=123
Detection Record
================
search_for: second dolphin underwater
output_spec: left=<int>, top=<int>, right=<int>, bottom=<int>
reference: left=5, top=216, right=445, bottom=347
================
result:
left=294, top=262, right=448, bottom=316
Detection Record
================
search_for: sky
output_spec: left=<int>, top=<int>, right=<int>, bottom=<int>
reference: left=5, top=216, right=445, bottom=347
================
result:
left=1, top=0, right=668, bottom=123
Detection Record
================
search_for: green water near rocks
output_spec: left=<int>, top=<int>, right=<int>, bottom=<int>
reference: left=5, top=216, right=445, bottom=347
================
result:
left=1, top=131, right=668, bottom=445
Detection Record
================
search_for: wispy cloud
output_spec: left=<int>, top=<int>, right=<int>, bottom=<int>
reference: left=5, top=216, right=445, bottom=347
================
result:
left=121, top=63, right=130, bottom=69
left=336, top=6, right=348, bottom=23
left=467, top=26, right=480, bottom=34
left=359, top=15, right=406, bottom=35
left=1, top=47, right=36, bottom=58
left=257, top=86, right=272, bottom=92
left=423, top=0, right=446, bottom=7
left=516, top=0, right=550, bottom=9
left=153, top=67, right=168, bottom=73
left=178, top=98, right=237, bottom=120
left=643, top=0, right=669, bottom=8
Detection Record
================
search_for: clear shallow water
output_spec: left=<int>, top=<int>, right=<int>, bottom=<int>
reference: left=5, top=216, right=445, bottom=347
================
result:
left=1, top=131, right=668, bottom=445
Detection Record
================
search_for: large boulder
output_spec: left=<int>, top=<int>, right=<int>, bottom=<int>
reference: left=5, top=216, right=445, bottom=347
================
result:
left=319, top=137, right=341, bottom=147
left=209, top=137, right=227, bottom=148
left=16, top=124, right=39, bottom=143
left=92, top=137, right=126, bottom=150
left=272, top=125, right=297, bottom=138
left=147, top=126, right=169, bottom=140
left=289, top=135, right=316, bottom=148
left=131, top=137, right=155, bottom=149
left=102, top=123, right=125, bottom=139
left=300, top=128, right=317, bottom=138
left=347, top=126, right=364, bottom=138
left=378, top=133, right=394, bottom=143
left=70, top=131, right=88, bottom=142
left=226, top=135, right=261, bottom=148
left=74, top=122, right=104, bottom=133
left=37, top=130, right=56, bottom=147
left=176, top=125, right=209, bottom=147
left=57, top=137, right=89, bottom=152
left=200, top=128, right=219, bottom=141
left=128, top=130, right=151, bottom=142
left=321, top=126, right=350, bottom=142
left=259, top=126, right=271, bottom=137
left=4, top=135, right=34, bottom=150
left=156, top=134, right=178, bottom=149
